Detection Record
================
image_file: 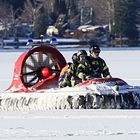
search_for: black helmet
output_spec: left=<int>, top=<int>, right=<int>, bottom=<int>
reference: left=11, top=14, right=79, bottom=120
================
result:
left=77, top=50, right=87, bottom=57
left=89, top=44, right=100, bottom=53
left=67, top=62, right=72, bottom=66
left=72, top=53, right=78, bottom=62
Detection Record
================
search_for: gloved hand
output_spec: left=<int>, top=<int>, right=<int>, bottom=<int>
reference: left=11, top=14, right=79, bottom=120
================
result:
left=71, top=76, right=76, bottom=87
left=85, top=76, right=92, bottom=80
left=81, top=75, right=86, bottom=82
left=106, top=75, right=112, bottom=78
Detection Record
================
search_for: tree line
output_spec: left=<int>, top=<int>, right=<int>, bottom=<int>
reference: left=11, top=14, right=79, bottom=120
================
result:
left=0, top=0, right=140, bottom=45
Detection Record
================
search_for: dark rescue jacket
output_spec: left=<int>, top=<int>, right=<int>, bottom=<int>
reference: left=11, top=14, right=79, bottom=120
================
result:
left=89, top=56, right=110, bottom=78
left=76, top=56, right=92, bottom=82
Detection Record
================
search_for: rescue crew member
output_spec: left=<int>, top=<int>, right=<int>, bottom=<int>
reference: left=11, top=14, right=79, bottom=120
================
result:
left=76, top=49, right=92, bottom=82
left=89, top=44, right=111, bottom=78
left=59, top=53, right=79, bottom=88
left=64, top=53, right=79, bottom=87
left=58, top=62, right=72, bottom=88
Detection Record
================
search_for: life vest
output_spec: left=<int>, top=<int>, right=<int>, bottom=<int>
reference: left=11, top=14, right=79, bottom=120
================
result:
left=60, top=64, right=71, bottom=77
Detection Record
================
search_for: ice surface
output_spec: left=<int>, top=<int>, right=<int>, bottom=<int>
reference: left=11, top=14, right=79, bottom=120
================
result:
left=1, top=47, right=140, bottom=139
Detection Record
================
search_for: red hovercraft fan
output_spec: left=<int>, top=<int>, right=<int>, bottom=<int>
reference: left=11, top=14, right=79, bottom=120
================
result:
left=7, top=44, right=66, bottom=93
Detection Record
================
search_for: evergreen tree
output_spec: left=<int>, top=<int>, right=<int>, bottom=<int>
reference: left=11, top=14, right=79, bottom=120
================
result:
left=113, top=0, right=140, bottom=45
left=50, top=0, right=67, bottom=24
left=53, top=0, right=67, bottom=14
left=33, top=6, right=49, bottom=37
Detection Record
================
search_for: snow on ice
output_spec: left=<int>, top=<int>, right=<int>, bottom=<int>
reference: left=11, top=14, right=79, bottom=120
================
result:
left=0, top=47, right=140, bottom=139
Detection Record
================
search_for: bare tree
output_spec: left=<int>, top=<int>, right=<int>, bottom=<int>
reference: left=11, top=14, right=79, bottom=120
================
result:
left=41, top=0, right=54, bottom=12
left=0, top=2, right=13, bottom=38
left=20, top=0, right=42, bottom=24
left=77, top=0, right=110, bottom=25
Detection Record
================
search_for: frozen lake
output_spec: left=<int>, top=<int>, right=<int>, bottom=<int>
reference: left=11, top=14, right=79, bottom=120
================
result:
left=1, top=47, right=140, bottom=91
left=0, top=47, right=140, bottom=140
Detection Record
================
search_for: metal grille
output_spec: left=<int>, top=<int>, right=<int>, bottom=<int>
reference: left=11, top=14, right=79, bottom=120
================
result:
left=21, top=51, right=58, bottom=87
